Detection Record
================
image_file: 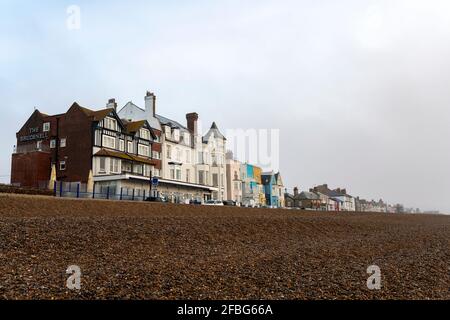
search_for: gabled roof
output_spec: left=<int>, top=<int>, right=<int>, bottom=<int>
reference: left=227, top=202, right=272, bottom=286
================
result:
left=118, top=101, right=162, bottom=131
left=123, top=120, right=146, bottom=133
left=68, top=102, right=125, bottom=130
left=261, top=172, right=276, bottom=185
left=122, top=119, right=157, bottom=139
left=90, top=108, right=116, bottom=122
left=203, top=122, right=226, bottom=143
left=274, top=172, right=283, bottom=186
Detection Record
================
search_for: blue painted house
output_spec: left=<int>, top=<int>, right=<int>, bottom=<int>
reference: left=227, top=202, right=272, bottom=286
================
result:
left=261, top=171, right=284, bottom=207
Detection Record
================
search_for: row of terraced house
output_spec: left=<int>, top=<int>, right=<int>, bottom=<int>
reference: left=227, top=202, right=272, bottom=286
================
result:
left=10, top=91, right=284, bottom=207
left=284, top=184, right=401, bottom=213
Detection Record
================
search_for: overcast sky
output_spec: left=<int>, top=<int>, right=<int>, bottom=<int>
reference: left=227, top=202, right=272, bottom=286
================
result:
left=1, top=0, right=449, bottom=212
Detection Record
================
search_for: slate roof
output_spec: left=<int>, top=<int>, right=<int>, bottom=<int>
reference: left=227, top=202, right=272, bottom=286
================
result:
left=298, top=191, right=320, bottom=200
left=156, top=114, right=189, bottom=132
left=203, top=122, right=226, bottom=143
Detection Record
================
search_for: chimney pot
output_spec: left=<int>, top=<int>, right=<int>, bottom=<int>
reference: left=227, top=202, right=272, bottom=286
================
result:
left=106, top=98, right=117, bottom=110
left=145, top=91, right=156, bottom=117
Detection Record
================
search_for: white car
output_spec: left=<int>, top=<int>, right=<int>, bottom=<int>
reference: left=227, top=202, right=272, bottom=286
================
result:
left=203, top=200, right=224, bottom=206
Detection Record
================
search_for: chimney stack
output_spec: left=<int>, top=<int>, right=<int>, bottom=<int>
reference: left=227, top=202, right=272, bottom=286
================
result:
left=186, top=112, right=199, bottom=135
left=294, top=187, right=299, bottom=196
left=342, top=189, right=347, bottom=195
left=107, top=98, right=117, bottom=110
left=145, top=91, right=156, bottom=117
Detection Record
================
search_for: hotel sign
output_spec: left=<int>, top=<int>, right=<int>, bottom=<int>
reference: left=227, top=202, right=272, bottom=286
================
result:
left=19, top=127, right=48, bottom=142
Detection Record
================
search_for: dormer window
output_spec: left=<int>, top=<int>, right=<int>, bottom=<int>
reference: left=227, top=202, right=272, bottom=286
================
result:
left=104, top=117, right=117, bottom=131
left=165, top=126, right=171, bottom=139
left=173, top=129, right=180, bottom=141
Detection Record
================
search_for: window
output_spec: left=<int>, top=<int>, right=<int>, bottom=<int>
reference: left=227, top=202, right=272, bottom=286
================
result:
left=176, top=169, right=181, bottom=180
left=127, top=141, right=133, bottom=153
left=173, top=129, right=180, bottom=141
left=213, top=174, right=218, bottom=187
left=165, top=126, right=171, bottom=139
left=170, top=168, right=175, bottom=180
left=152, top=151, right=160, bottom=159
left=60, top=138, right=67, bottom=148
left=99, top=158, right=106, bottom=172
left=110, top=158, right=120, bottom=174
left=43, top=122, right=50, bottom=132
left=221, top=174, right=224, bottom=187
left=184, top=133, right=190, bottom=145
left=36, top=141, right=42, bottom=150
left=133, top=164, right=143, bottom=175
left=119, top=140, right=125, bottom=152
left=50, top=139, right=56, bottom=149
left=59, top=161, right=66, bottom=171
left=103, top=135, right=115, bottom=149
left=140, top=128, right=150, bottom=140
left=185, top=150, right=190, bottom=163
left=143, top=165, right=151, bottom=177
left=199, top=171, right=205, bottom=184
left=186, top=169, right=190, bottom=183
left=198, top=152, right=203, bottom=164
left=167, top=145, right=172, bottom=159
left=176, top=148, right=181, bottom=161
left=154, top=169, right=160, bottom=177
left=138, top=144, right=150, bottom=157
left=104, top=117, right=117, bottom=131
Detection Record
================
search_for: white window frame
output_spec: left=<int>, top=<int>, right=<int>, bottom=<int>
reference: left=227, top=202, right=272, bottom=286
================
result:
left=60, top=138, right=67, bottom=148
left=173, top=129, right=180, bottom=141
left=140, top=128, right=150, bottom=140
left=102, top=135, right=115, bottom=149
left=99, top=158, right=106, bottom=173
left=50, top=139, right=56, bottom=149
left=127, top=141, right=133, bottom=153
left=109, top=158, right=120, bottom=174
left=59, top=161, right=66, bottom=171
left=165, top=126, right=171, bottom=139
left=104, top=117, right=117, bottom=131
left=138, top=144, right=150, bottom=157
left=43, top=122, right=50, bottom=132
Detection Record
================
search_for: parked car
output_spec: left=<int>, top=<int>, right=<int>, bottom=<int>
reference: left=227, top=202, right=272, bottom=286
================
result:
left=203, top=200, right=224, bottom=206
left=189, top=199, right=202, bottom=205
left=145, top=196, right=167, bottom=203
left=223, top=200, right=236, bottom=206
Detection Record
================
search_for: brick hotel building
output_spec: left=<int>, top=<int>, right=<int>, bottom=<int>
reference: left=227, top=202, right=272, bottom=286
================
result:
left=11, top=92, right=227, bottom=202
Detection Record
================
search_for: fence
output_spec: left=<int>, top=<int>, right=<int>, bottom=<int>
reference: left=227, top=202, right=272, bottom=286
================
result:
left=53, top=181, right=151, bottom=201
